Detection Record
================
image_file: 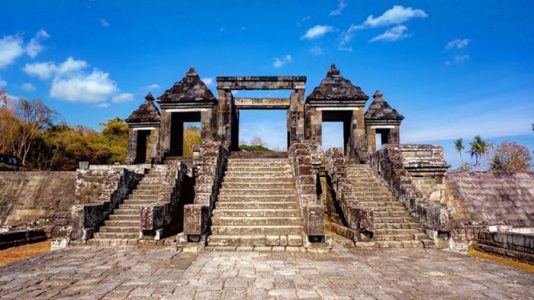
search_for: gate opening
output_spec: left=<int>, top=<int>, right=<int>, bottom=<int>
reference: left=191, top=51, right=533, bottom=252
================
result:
left=238, top=109, right=288, bottom=151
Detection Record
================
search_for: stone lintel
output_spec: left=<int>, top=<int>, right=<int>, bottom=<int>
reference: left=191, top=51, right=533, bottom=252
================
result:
left=365, top=119, right=402, bottom=126
left=128, top=122, right=161, bottom=129
left=216, top=76, right=306, bottom=90
left=315, top=107, right=360, bottom=111
left=306, top=100, right=366, bottom=108
left=132, top=127, right=158, bottom=131
left=234, top=98, right=290, bottom=109
left=158, top=102, right=214, bottom=110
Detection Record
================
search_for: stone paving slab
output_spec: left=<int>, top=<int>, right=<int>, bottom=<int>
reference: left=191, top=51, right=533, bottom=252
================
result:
left=0, top=244, right=532, bottom=299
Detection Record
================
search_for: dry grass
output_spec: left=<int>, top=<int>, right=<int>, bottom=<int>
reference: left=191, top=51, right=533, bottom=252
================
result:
left=0, top=241, right=51, bottom=267
left=468, top=248, right=534, bottom=273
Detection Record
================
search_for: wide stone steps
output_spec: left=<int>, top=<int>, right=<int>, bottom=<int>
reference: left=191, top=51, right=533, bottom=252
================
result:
left=93, top=232, right=139, bottom=239
left=374, top=222, right=421, bottom=229
left=222, top=172, right=293, bottom=178
left=104, top=220, right=140, bottom=227
left=221, top=182, right=295, bottom=189
left=219, top=188, right=296, bottom=196
left=99, top=226, right=139, bottom=233
left=213, top=209, right=301, bottom=218
left=216, top=202, right=299, bottom=209
left=208, top=234, right=303, bottom=247
left=209, top=157, right=304, bottom=248
left=346, top=163, right=434, bottom=248
left=212, top=225, right=302, bottom=235
left=212, top=217, right=303, bottom=226
left=91, top=168, right=167, bottom=241
left=218, top=195, right=297, bottom=202
left=108, top=214, right=138, bottom=221
left=223, top=177, right=293, bottom=183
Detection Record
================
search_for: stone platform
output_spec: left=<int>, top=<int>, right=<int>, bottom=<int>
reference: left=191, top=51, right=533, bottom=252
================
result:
left=0, top=244, right=532, bottom=299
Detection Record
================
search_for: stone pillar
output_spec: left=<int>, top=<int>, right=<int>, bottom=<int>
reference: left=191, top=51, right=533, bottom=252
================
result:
left=159, top=110, right=171, bottom=158
left=200, top=109, right=211, bottom=141
left=389, top=126, right=400, bottom=144
left=366, top=126, right=376, bottom=155
left=305, top=106, right=322, bottom=145
left=126, top=128, right=138, bottom=164
left=353, top=108, right=367, bottom=161
left=148, top=129, right=159, bottom=163
left=217, top=89, right=233, bottom=149
left=288, top=88, right=305, bottom=147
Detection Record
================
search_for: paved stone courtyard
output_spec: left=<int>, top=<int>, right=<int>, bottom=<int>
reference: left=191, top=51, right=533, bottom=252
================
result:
left=0, top=244, right=532, bottom=299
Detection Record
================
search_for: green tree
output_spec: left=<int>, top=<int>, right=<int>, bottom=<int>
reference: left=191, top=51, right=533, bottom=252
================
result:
left=100, top=118, right=128, bottom=163
left=469, top=135, right=489, bottom=169
left=183, top=126, right=201, bottom=157
left=454, top=138, right=465, bottom=164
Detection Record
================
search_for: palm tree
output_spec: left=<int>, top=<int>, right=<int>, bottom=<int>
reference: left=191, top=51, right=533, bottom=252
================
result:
left=469, top=135, right=489, bottom=169
left=454, top=138, right=464, bottom=164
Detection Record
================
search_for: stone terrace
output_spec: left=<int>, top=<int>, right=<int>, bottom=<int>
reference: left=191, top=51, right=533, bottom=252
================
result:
left=1, top=244, right=532, bottom=299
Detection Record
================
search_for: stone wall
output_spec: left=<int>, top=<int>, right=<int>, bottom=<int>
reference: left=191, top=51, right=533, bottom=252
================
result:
left=444, top=172, right=534, bottom=228
left=70, top=165, right=146, bottom=241
left=325, top=148, right=373, bottom=239
left=0, top=171, right=76, bottom=237
left=184, top=141, right=228, bottom=242
left=475, top=231, right=534, bottom=264
left=288, top=142, right=324, bottom=241
left=370, top=144, right=451, bottom=235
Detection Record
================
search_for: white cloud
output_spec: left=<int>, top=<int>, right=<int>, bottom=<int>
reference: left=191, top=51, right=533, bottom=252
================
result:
left=96, top=102, right=110, bottom=108
left=329, top=0, right=347, bottom=17
left=273, top=54, right=292, bottom=68
left=50, top=69, right=118, bottom=103
left=369, top=25, right=410, bottom=42
left=21, top=83, right=35, bottom=92
left=145, top=83, right=160, bottom=91
left=23, top=57, right=88, bottom=79
left=100, top=19, right=110, bottom=28
left=25, top=29, right=50, bottom=58
left=445, top=54, right=470, bottom=65
left=339, top=5, right=427, bottom=49
left=309, top=45, right=324, bottom=55
left=201, top=77, right=214, bottom=87
left=0, top=35, right=24, bottom=69
left=111, top=92, right=134, bottom=103
left=363, top=5, right=427, bottom=28
left=301, top=25, right=334, bottom=40
left=23, top=62, right=56, bottom=79
left=0, top=80, right=6, bottom=88
left=445, top=38, right=470, bottom=50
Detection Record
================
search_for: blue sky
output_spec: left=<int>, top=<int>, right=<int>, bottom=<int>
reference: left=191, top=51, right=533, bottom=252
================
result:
left=1, top=0, right=533, bottom=167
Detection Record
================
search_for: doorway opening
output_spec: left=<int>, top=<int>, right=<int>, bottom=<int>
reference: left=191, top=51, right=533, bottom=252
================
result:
left=170, top=112, right=201, bottom=156
left=375, top=128, right=390, bottom=151
left=183, top=122, right=201, bottom=157
left=322, top=111, right=352, bottom=154
left=321, top=122, right=344, bottom=151
left=238, top=109, right=288, bottom=151
left=135, top=130, right=152, bottom=163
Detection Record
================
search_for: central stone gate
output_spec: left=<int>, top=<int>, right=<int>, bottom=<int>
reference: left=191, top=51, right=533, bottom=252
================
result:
left=217, top=76, right=307, bottom=151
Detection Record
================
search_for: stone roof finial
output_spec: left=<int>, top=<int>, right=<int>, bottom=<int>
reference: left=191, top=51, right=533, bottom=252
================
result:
left=145, top=92, right=155, bottom=101
left=186, top=67, right=197, bottom=76
left=373, top=90, right=384, bottom=99
left=327, top=64, right=340, bottom=76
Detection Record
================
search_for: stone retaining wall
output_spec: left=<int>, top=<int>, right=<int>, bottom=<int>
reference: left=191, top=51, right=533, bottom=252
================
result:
left=0, top=171, right=76, bottom=237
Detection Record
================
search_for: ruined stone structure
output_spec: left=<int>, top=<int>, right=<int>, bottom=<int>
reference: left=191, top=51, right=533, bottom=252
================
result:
left=0, top=63, right=527, bottom=261
left=125, top=65, right=401, bottom=164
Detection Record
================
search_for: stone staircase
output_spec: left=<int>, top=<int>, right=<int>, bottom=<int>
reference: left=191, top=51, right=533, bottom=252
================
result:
left=347, top=163, right=434, bottom=248
left=90, top=168, right=166, bottom=242
left=208, top=156, right=304, bottom=249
